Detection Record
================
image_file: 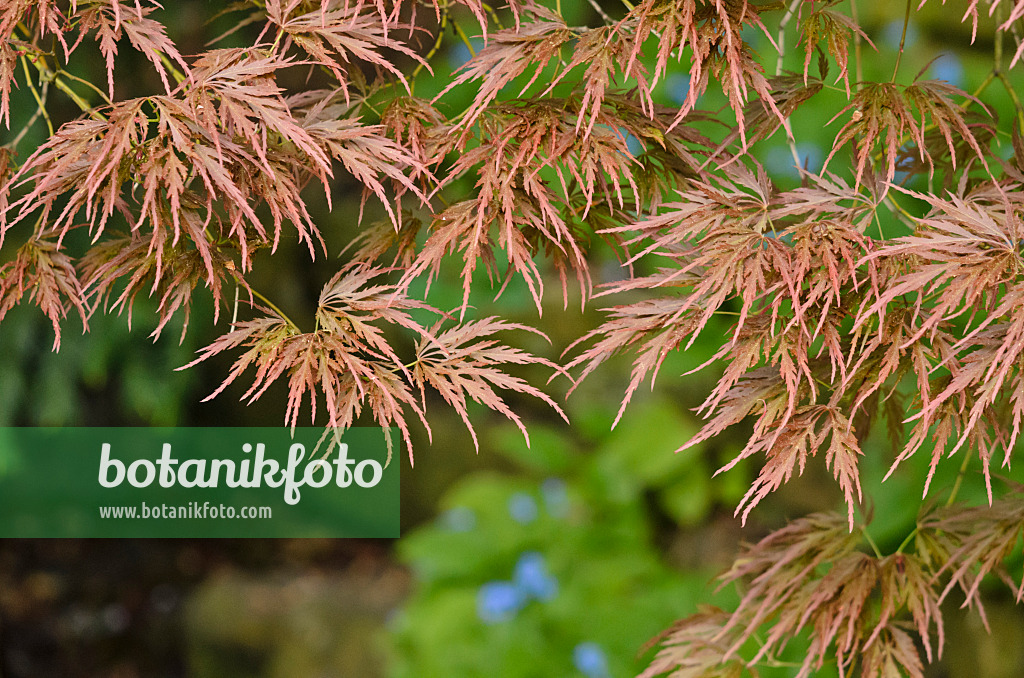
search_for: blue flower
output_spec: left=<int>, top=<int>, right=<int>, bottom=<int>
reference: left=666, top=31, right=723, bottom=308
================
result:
left=932, top=54, right=965, bottom=88
left=666, top=73, right=691, bottom=106
left=765, top=144, right=823, bottom=178
left=513, top=552, right=558, bottom=601
left=448, top=39, right=484, bottom=69
left=882, top=20, right=919, bottom=51
left=437, top=506, right=476, bottom=532
left=616, top=128, right=644, bottom=157
left=573, top=642, right=611, bottom=678
left=508, top=492, right=539, bottom=524
left=541, top=477, right=569, bottom=517
left=740, top=23, right=762, bottom=50
left=477, top=581, right=526, bottom=624
left=797, top=143, right=824, bottom=173
left=625, top=133, right=644, bottom=157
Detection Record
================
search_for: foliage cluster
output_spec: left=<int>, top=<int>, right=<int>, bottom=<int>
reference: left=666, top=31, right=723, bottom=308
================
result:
left=4, top=0, right=1024, bottom=675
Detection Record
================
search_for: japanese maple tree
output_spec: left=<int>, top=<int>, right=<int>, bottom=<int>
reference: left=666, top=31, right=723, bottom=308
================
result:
left=4, top=0, right=1024, bottom=675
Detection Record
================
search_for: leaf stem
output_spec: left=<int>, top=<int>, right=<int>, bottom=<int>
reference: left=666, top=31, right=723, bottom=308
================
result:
left=57, top=70, right=113, bottom=105
left=158, top=51, right=186, bottom=86
left=945, top=449, right=973, bottom=507
left=250, top=287, right=300, bottom=330
left=895, top=526, right=918, bottom=554
left=861, top=525, right=883, bottom=558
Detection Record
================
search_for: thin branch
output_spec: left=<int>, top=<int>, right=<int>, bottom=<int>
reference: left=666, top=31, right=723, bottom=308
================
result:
left=586, top=0, right=613, bottom=24
left=5, top=80, right=50, bottom=149
left=890, top=0, right=913, bottom=82
left=20, top=56, right=54, bottom=137
left=994, top=1, right=1024, bottom=134
left=776, top=0, right=805, bottom=173
left=849, top=0, right=863, bottom=86
left=411, top=9, right=449, bottom=91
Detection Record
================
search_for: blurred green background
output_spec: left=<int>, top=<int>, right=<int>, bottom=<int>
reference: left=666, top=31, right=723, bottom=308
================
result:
left=2, top=0, right=1024, bottom=676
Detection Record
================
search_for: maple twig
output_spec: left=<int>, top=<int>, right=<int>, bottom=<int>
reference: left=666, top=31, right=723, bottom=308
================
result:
left=849, top=0, right=863, bottom=87
left=775, top=0, right=804, bottom=173
left=945, top=450, right=973, bottom=507
left=158, top=51, right=186, bottom=85
left=480, top=3, right=504, bottom=30
left=890, top=0, right=913, bottom=82
left=775, top=0, right=803, bottom=76
left=453, top=21, right=476, bottom=57
left=882, top=193, right=914, bottom=225
left=231, top=283, right=240, bottom=330
left=411, top=9, right=448, bottom=90
left=4, top=81, right=49, bottom=149
left=52, top=77, right=105, bottom=120
left=585, top=0, right=613, bottom=24
left=20, top=56, right=53, bottom=137
left=894, top=526, right=917, bottom=554
left=993, top=2, right=1024, bottom=135
left=56, top=70, right=112, bottom=105
left=21, top=50, right=104, bottom=121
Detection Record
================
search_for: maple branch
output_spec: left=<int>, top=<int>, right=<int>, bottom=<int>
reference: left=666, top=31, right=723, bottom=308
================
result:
left=882, top=193, right=915, bottom=229
left=481, top=3, right=505, bottom=30
left=849, top=0, right=864, bottom=86
left=994, top=2, right=1024, bottom=135
left=19, top=56, right=53, bottom=137
left=945, top=450, right=974, bottom=507
left=3, top=79, right=49, bottom=150
left=411, top=9, right=449, bottom=91
left=774, top=0, right=802, bottom=77
left=21, top=50, right=104, bottom=121
left=774, top=0, right=804, bottom=173
left=158, top=51, right=186, bottom=86
left=585, top=0, right=613, bottom=25
left=894, top=527, right=917, bottom=555
left=890, top=0, right=913, bottom=83
left=453, top=21, right=477, bottom=57
left=231, top=283, right=240, bottom=329
left=55, top=71, right=112, bottom=105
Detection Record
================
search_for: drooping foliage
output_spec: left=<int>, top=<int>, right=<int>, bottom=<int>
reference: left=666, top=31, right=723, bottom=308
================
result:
left=4, top=0, right=1024, bottom=675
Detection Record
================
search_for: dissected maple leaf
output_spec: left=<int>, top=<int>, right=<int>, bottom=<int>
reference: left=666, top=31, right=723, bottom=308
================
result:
left=266, top=0, right=427, bottom=101
left=617, top=0, right=781, bottom=147
left=824, top=79, right=991, bottom=186
left=798, top=7, right=873, bottom=96
left=72, top=0, right=189, bottom=98
left=638, top=513, right=941, bottom=678
left=412, top=316, right=568, bottom=450
left=0, top=238, right=87, bottom=350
